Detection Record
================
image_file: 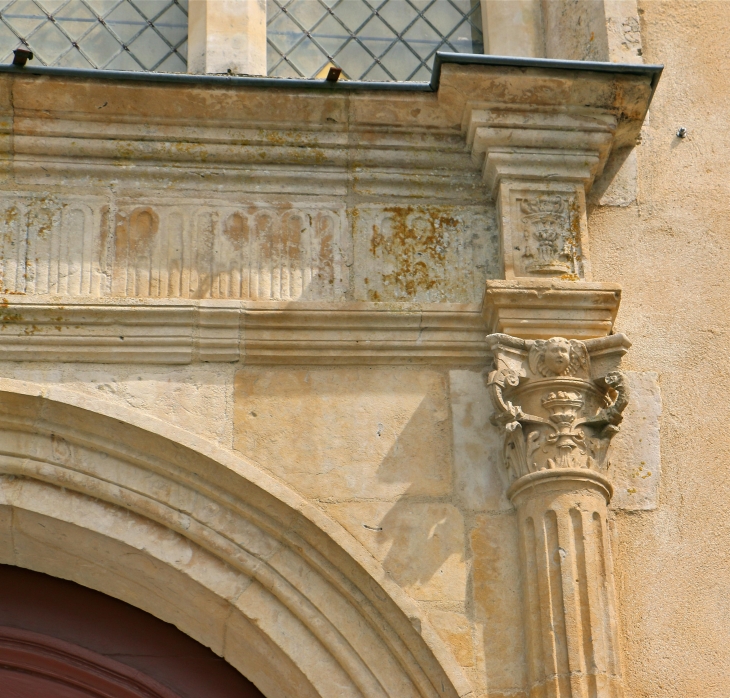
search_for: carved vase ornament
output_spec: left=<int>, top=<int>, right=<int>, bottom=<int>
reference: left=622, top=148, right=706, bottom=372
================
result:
left=486, top=333, right=629, bottom=698
left=519, top=195, right=578, bottom=276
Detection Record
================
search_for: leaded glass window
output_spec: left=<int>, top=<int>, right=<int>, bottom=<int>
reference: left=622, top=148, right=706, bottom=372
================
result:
left=267, top=0, right=484, bottom=81
left=0, top=0, right=187, bottom=72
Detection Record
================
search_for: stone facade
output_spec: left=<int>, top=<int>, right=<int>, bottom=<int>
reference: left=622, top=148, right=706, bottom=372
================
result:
left=0, top=2, right=727, bottom=697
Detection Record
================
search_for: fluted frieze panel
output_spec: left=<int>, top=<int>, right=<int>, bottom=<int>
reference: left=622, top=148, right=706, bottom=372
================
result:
left=0, top=194, right=495, bottom=305
left=0, top=196, right=350, bottom=302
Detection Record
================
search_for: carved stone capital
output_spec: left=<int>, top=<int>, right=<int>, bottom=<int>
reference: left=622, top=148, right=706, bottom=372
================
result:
left=486, top=332, right=630, bottom=495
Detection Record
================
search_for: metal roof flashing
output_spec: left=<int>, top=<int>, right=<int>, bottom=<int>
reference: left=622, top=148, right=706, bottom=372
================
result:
left=0, top=51, right=662, bottom=101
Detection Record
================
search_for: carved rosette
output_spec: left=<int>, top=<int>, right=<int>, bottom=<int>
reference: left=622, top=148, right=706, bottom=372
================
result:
left=486, top=333, right=629, bottom=698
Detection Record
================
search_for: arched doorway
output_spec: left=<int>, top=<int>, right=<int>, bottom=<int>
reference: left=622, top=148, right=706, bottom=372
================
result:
left=0, top=564, right=264, bottom=697
left=0, top=379, right=469, bottom=698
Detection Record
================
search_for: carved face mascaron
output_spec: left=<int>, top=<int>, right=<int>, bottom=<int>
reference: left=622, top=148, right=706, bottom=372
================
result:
left=528, top=337, right=589, bottom=378
left=544, top=338, right=571, bottom=374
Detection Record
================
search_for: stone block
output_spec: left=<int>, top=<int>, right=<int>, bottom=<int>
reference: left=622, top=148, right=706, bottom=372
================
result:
left=481, top=279, right=622, bottom=340
left=352, top=204, right=497, bottom=304
left=0, top=363, right=235, bottom=448
left=233, top=366, right=452, bottom=500
left=428, top=609, right=476, bottom=668
left=608, top=371, right=662, bottom=510
left=470, top=512, right=526, bottom=694
left=449, top=369, right=511, bottom=512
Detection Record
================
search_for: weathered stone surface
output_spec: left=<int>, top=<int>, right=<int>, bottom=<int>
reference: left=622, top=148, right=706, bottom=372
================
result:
left=233, top=366, right=453, bottom=500
left=325, top=501, right=467, bottom=603
left=427, top=609, right=475, bottom=669
left=352, top=204, right=498, bottom=303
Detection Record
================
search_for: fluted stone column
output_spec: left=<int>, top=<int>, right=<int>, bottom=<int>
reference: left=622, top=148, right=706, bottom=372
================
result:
left=486, top=333, right=629, bottom=698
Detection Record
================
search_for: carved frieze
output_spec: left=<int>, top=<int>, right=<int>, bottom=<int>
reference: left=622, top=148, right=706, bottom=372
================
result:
left=0, top=195, right=350, bottom=301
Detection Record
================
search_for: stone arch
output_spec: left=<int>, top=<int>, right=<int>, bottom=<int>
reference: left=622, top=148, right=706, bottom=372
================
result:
left=0, top=379, right=471, bottom=698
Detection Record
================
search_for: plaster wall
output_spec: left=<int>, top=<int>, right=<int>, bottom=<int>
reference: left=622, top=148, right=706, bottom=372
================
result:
left=587, top=2, right=730, bottom=695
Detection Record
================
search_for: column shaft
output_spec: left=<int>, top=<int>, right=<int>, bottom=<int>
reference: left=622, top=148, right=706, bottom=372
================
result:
left=512, top=473, right=622, bottom=698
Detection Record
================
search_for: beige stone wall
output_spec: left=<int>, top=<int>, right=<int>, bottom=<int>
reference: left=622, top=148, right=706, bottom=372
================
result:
left=587, top=2, right=730, bottom=695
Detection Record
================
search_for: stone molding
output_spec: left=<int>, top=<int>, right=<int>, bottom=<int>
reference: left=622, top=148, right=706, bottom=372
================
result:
left=482, top=279, right=622, bottom=339
left=486, top=332, right=628, bottom=696
left=0, top=378, right=470, bottom=698
left=0, top=299, right=490, bottom=365
left=0, top=292, right=629, bottom=364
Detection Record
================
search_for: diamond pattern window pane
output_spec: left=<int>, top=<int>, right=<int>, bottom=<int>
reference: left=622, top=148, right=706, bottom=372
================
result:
left=267, top=0, right=483, bottom=81
left=0, top=0, right=187, bottom=72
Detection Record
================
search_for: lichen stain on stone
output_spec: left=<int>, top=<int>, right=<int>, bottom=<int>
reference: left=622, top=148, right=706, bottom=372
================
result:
left=367, top=205, right=460, bottom=299
left=0, top=297, right=23, bottom=328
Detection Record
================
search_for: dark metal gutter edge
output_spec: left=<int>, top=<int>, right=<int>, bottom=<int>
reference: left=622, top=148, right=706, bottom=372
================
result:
left=0, top=62, right=431, bottom=92
left=0, top=51, right=663, bottom=100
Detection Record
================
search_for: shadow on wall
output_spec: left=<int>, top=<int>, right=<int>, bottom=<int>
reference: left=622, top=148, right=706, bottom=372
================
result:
left=375, top=393, right=465, bottom=596
left=233, top=365, right=466, bottom=604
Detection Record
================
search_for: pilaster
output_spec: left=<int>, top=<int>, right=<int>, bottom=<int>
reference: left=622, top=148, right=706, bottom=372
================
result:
left=465, top=106, right=616, bottom=283
left=188, top=0, right=267, bottom=76
left=486, top=333, right=629, bottom=697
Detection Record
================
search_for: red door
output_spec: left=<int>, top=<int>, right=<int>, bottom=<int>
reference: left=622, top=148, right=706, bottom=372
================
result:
left=0, top=565, right=265, bottom=698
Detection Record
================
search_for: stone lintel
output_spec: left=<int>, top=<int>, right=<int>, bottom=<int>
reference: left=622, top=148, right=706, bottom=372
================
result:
left=481, top=279, right=623, bottom=340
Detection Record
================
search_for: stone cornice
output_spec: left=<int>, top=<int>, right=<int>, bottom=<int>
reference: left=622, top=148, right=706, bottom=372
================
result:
left=0, top=61, right=656, bottom=198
